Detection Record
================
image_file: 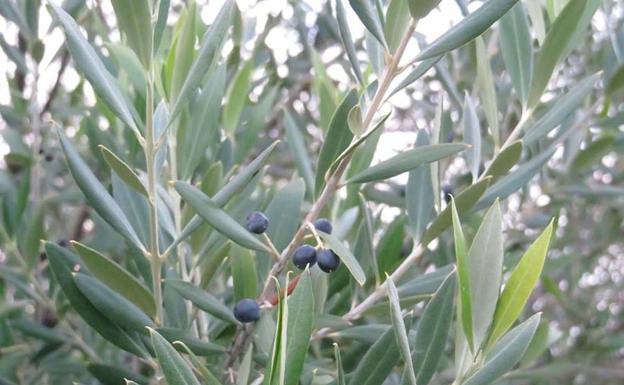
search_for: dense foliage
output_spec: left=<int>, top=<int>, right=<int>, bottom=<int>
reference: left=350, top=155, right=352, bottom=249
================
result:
left=0, top=0, right=622, bottom=384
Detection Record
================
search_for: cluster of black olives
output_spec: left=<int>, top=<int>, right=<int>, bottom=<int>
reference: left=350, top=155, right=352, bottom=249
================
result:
left=234, top=213, right=340, bottom=323
left=293, top=218, right=340, bottom=273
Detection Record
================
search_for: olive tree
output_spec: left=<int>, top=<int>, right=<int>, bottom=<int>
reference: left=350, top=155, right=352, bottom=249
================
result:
left=0, top=0, right=620, bottom=384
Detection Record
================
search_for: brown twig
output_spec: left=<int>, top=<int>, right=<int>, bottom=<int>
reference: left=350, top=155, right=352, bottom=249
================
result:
left=40, top=51, right=69, bottom=117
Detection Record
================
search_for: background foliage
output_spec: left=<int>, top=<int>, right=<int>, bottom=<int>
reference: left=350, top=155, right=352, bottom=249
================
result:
left=0, top=0, right=623, bottom=384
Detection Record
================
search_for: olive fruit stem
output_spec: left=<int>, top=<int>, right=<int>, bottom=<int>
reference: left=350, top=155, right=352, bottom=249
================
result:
left=305, top=222, right=324, bottom=247
left=262, top=233, right=282, bottom=261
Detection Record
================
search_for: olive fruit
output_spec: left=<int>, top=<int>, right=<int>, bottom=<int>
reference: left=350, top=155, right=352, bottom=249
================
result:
left=245, top=211, right=269, bottom=234
left=233, top=298, right=260, bottom=323
left=317, top=249, right=340, bottom=273
left=313, top=218, right=333, bottom=234
left=293, top=244, right=317, bottom=269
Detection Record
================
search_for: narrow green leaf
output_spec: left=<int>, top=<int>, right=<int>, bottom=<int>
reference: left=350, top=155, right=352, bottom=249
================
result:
left=467, top=201, right=503, bottom=348
left=462, top=93, right=481, bottom=182
left=430, top=101, right=443, bottom=211
left=336, top=0, right=364, bottom=84
left=106, top=43, right=147, bottom=93
left=462, top=314, right=541, bottom=385
left=172, top=342, right=224, bottom=383
left=170, top=0, right=234, bottom=122
left=311, top=49, right=339, bottom=130
left=285, top=112, right=314, bottom=195
left=315, top=89, right=358, bottom=195
left=263, top=179, right=306, bottom=252
left=348, top=144, right=466, bottom=183
left=166, top=279, right=237, bottom=324
left=607, top=64, right=624, bottom=96
left=386, top=277, right=417, bottom=385
left=72, top=241, right=155, bottom=318
left=44, top=243, right=147, bottom=357
left=153, top=0, right=170, bottom=52
left=570, top=135, right=614, bottom=172
left=329, top=112, right=390, bottom=177
left=100, top=145, right=147, bottom=196
left=408, top=0, right=441, bottom=20
left=347, top=105, right=363, bottom=136
left=317, top=231, right=366, bottom=286
left=416, top=0, right=519, bottom=61
left=230, top=244, right=258, bottom=300
left=237, top=344, right=254, bottom=385
left=476, top=147, right=555, bottom=210
left=397, top=265, right=454, bottom=297
left=0, top=302, right=25, bottom=319
left=358, top=193, right=379, bottom=283
left=0, top=0, right=32, bottom=39
left=74, top=273, right=154, bottom=332
left=389, top=56, right=441, bottom=97
left=487, top=222, right=553, bottom=348
left=483, top=140, right=523, bottom=178
left=180, top=65, right=226, bottom=180
left=49, top=5, right=139, bottom=135
left=264, top=277, right=288, bottom=385
left=175, top=181, right=268, bottom=252
left=334, top=344, right=346, bottom=385
left=19, top=203, right=44, bottom=268
left=410, top=272, right=456, bottom=385
left=560, top=0, right=602, bottom=65
left=349, top=0, right=387, bottom=48
left=149, top=328, right=202, bottom=385
left=527, top=0, right=588, bottom=107
left=406, top=130, right=433, bottom=242
left=57, top=129, right=144, bottom=251
left=420, top=176, right=492, bottom=246
left=88, top=364, right=149, bottom=385
left=499, top=2, right=532, bottom=105
left=375, top=217, right=406, bottom=281
left=347, top=315, right=411, bottom=385
left=475, top=37, right=499, bottom=147
left=111, top=0, right=152, bottom=68
left=158, top=328, right=225, bottom=356
left=277, top=276, right=289, bottom=385
left=451, top=199, right=473, bottom=351
left=523, top=73, right=599, bottom=145
left=366, top=31, right=384, bottom=76
left=384, top=0, right=411, bottom=53
left=212, top=141, right=279, bottom=206
left=170, top=3, right=197, bottom=101
left=11, top=318, right=67, bottom=344
left=330, top=324, right=394, bottom=344
left=284, top=271, right=315, bottom=385
left=519, top=320, right=562, bottom=366
left=173, top=141, right=279, bottom=250
left=525, top=0, right=545, bottom=44
left=0, top=35, right=27, bottom=72
left=224, top=60, right=253, bottom=134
